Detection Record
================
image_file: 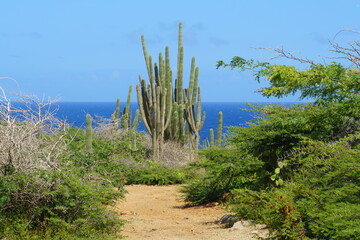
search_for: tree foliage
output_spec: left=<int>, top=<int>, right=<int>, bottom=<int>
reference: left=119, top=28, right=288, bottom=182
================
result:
left=184, top=35, right=360, bottom=239
left=217, top=57, right=360, bottom=103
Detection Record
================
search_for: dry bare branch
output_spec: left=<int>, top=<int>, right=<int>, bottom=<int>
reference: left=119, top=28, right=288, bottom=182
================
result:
left=256, top=46, right=315, bottom=65
left=0, top=89, right=68, bottom=175
left=328, top=28, right=360, bottom=67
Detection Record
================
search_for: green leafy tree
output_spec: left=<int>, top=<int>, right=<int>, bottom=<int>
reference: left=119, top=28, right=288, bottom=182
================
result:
left=208, top=36, right=360, bottom=239
left=217, top=57, right=360, bottom=104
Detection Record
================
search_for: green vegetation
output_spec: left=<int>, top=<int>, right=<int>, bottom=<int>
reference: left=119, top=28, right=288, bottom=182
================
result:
left=0, top=93, right=195, bottom=239
left=0, top=96, right=124, bottom=239
left=1, top=23, right=359, bottom=239
left=182, top=44, right=360, bottom=239
left=0, top=168, right=122, bottom=240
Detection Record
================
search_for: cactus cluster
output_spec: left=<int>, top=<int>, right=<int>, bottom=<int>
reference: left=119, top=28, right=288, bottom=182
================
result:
left=85, top=85, right=139, bottom=153
left=111, top=85, right=139, bottom=150
left=136, top=22, right=205, bottom=157
left=111, top=85, right=136, bottom=132
left=136, top=35, right=173, bottom=157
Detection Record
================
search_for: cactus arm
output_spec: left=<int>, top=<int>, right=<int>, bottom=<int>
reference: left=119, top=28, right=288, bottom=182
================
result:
left=195, top=88, right=202, bottom=128
left=141, top=35, right=152, bottom=79
left=188, top=57, right=196, bottom=102
left=176, top=46, right=184, bottom=104
left=154, top=62, right=160, bottom=86
left=159, top=52, right=165, bottom=87
left=192, top=67, right=199, bottom=105
left=136, top=83, right=152, bottom=135
left=125, top=85, right=133, bottom=129
left=140, top=78, right=152, bottom=131
left=176, top=22, right=184, bottom=104
left=125, top=85, right=132, bottom=114
left=164, top=89, right=172, bottom=130
left=111, top=98, right=120, bottom=130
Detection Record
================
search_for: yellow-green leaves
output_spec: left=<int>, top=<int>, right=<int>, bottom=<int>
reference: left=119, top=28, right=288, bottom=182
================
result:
left=218, top=56, right=360, bottom=103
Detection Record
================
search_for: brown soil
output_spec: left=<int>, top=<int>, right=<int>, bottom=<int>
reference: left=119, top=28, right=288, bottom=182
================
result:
left=114, top=185, right=268, bottom=240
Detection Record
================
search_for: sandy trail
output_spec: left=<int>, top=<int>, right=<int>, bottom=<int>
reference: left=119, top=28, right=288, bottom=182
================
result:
left=114, top=185, right=267, bottom=240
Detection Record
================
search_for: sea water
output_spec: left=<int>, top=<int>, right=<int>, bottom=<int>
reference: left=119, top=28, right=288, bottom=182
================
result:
left=54, top=102, right=291, bottom=142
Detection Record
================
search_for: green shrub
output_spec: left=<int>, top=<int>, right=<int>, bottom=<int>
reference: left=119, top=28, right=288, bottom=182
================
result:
left=0, top=167, right=123, bottom=239
left=228, top=102, right=359, bottom=172
left=230, top=137, right=360, bottom=239
left=217, top=49, right=360, bottom=239
left=64, top=127, right=151, bottom=188
left=126, top=161, right=193, bottom=185
left=181, top=148, right=264, bottom=205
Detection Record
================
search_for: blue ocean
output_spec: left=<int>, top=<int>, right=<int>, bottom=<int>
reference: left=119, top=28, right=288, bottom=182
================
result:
left=54, top=102, right=291, bottom=142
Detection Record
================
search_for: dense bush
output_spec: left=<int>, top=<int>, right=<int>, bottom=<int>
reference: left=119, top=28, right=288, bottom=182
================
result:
left=126, top=162, right=191, bottom=185
left=0, top=166, right=123, bottom=239
left=184, top=50, right=360, bottom=239
left=0, top=93, right=125, bottom=239
left=181, top=147, right=264, bottom=204
left=231, top=136, right=360, bottom=239
left=182, top=100, right=359, bottom=239
left=227, top=101, right=359, bottom=171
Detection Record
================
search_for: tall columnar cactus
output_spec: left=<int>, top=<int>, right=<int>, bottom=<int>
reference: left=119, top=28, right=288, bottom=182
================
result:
left=168, top=23, right=202, bottom=146
left=209, top=128, right=215, bottom=147
left=111, top=85, right=135, bottom=132
left=136, top=34, right=173, bottom=157
left=85, top=114, right=93, bottom=154
left=164, top=23, right=188, bottom=143
left=136, top=79, right=172, bottom=158
left=216, top=111, right=223, bottom=147
left=176, top=22, right=184, bottom=104
left=121, top=85, right=133, bottom=131
left=111, top=98, right=120, bottom=130
left=136, top=22, right=205, bottom=156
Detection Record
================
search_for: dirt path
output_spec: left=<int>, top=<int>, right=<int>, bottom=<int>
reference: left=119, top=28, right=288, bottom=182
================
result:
left=114, top=185, right=268, bottom=240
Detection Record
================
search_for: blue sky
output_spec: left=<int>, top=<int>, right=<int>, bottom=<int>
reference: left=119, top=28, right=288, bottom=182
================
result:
left=1, top=0, right=359, bottom=102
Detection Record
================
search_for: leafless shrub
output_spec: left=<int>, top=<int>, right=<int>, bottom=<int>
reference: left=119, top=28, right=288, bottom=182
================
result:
left=0, top=87, right=68, bottom=175
left=256, top=46, right=315, bottom=65
left=137, top=134, right=197, bottom=167
left=157, top=140, right=197, bottom=168
left=330, top=29, right=360, bottom=67
left=258, top=29, right=360, bottom=67
left=92, top=115, right=131, bottom=141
